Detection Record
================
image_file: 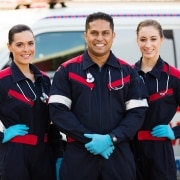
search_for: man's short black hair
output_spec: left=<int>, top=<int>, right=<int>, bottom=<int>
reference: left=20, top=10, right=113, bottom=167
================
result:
left=85, top=12, right=114, bottom=32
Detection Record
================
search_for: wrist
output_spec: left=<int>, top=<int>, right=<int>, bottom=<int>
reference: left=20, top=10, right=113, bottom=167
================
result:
left=109, top=134, right=117, bottom=144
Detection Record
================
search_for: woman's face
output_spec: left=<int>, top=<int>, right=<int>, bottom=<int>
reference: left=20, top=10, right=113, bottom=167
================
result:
left=137, top=25, right=163, bottom=61
left=7, top=30, right=35, bottom=66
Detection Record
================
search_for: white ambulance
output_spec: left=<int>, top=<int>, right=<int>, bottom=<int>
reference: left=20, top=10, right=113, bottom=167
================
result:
left=0, top=1, right=180, bottom=176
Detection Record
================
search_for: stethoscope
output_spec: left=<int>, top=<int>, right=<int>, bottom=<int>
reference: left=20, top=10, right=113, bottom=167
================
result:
left=16, top=79, right=49, bottom=103
left=140, top=62, right=170, bottom=96
left=86, top=65, right=124, bottom=90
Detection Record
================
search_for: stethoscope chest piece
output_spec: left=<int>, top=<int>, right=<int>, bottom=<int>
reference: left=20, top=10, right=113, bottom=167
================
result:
left=86, top=72, right=94, bottom=83
left=40, top=92, right=49, bottom=103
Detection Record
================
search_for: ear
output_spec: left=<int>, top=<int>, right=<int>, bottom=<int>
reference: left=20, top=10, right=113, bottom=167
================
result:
left=7, top=43, right=11, bottom=51
left=84, top=31, right=87, bottom=41
left=161, top=37, right=164, bottom=44
left=112, top=32, right=116, bottom=39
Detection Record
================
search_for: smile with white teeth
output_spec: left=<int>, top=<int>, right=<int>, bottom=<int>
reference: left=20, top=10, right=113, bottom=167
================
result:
left=22, top=54, right=30, bottom=58
left=144, top=49, right=153, bottom=53
left=95, top=44, right=104, bottom=47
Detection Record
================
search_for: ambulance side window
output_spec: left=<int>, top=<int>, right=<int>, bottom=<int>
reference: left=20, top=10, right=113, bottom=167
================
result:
left=162, top=30, right=177, bottom=67
left=33, top=31, right=85, bottom=78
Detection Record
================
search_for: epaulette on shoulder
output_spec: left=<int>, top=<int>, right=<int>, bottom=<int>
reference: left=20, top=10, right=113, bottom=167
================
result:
left=0, top=67, right=11, bottom=79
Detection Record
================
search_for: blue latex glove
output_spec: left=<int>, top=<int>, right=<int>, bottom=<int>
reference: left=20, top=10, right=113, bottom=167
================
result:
left=56, top=158, right=63, bottom=180
left=151, top=125, right=175, bottom=140
left=100, top=145, right=115, bottom=159
left=84, top=134, right=113, bottom=154
left=2, top=124, right=29, bottom=143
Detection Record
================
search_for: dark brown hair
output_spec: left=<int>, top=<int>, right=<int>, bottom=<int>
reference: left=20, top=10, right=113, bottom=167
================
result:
left=136, top=19, right=164, bottom=38
left=8, top=24, right=34, bottom=60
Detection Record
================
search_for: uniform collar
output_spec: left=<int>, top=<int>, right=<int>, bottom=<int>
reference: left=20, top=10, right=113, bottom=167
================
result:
left=82, top=50, right=120, bottom=70
left=10, top=61, right=43, bottom=83
left=134, top=56, right=164, bottom=80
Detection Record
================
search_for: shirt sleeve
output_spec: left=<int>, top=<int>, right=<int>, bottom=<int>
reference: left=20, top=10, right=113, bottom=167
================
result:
left=48, top=66, right=92, bottom=144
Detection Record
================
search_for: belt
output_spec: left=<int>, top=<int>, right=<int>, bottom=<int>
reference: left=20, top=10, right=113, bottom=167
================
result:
left=10, top=134, right=48, bottom=145
left=138, top=131, right=167, bottom=141
left=67, top=136, right=75, bottom=142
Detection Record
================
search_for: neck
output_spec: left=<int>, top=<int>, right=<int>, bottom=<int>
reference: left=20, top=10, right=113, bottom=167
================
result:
left=88, top=51, right=110, bottom=67
left=15, top=63, right=35, bottom=82
left=141, top=58, right=158, bottom=73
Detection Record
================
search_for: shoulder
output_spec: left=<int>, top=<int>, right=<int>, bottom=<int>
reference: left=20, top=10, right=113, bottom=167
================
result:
left=117, top=58, right=135, bottom=73
left=40, top=70, right=50, bottom=78
left=62, top=55, right=83, bottom=68
left=0, top=67, right=11, bottom=79
left=164, top=63, right=180, bottom=79
left=117, top=58, right=131, bottom=67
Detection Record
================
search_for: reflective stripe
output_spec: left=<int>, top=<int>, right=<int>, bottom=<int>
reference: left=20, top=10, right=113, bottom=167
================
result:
left=0, top=121, right=5, bottom=132
left=48, top=95, right=72, bottom=109
left=125, top=99, right=148, bottom=110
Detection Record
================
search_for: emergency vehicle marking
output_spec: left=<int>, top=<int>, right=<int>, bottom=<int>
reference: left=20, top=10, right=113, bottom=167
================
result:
left=148, top=88, right=173, bottom=102
left=69, top=72, right=94, bottom=89
left=107, top=75, right=130, bottom=90
left=43, top=14, right=180, bottom=20
left=8, top=89, right=34, bottom=106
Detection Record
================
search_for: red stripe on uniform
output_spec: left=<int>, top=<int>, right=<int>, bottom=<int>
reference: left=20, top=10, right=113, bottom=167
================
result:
left=8, top=89, right=34, bottom=106
left=10, top=134, right=38, bottom=145
left=69, top=72, right=94, bottom=89
left=62, top=55, right=83, bottom=67
left=148, top=88, right=173, bottom=102
left=10, top=133, right=48, bottom=145
left=138, top=131, right=166, bottom=141
left=0, top=67, right=11, bottom=79
left=107, top=75, right=130, bottom=90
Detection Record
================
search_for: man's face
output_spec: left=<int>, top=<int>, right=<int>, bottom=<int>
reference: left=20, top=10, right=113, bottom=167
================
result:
left=84, top=19, right=115, bottom=58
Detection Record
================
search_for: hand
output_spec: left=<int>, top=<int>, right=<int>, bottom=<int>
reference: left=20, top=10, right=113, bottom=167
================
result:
left=2, top=124, right=29, bottom=143
left=151, top=125, right=175, bottom=140
left=100, top=145, right=115, bottom=159
left=56, top=158, right=63, bottom=180
left=84, top=134, right=113, bottom=154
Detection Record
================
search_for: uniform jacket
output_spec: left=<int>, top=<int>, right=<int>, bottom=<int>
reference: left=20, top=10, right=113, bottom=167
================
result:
left=49, top=51, right=148, bottom=144
left=134, top=56, right=180, bottom=139
left=0, top=61, right=62, bottom=157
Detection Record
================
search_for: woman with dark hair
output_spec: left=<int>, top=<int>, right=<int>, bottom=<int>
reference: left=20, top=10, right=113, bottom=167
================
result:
left=0, top=24, right=63, bottom=180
